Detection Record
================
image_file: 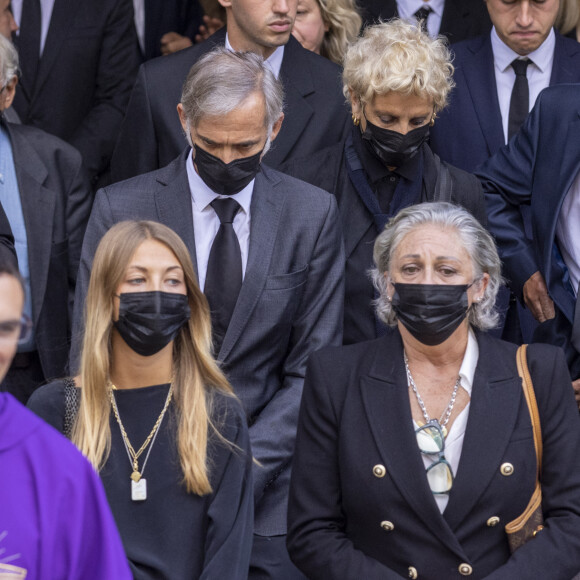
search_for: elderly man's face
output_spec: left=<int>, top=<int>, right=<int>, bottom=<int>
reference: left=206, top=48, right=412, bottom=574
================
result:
left=219, top=0, right=299, bottom=58
left=0, top=274, right=24, bottom=382
left=0, top=0, right=17, bottom=39
left=485, top=0, right=559, bottom=56
left=178, top=92, right=283, bottom=165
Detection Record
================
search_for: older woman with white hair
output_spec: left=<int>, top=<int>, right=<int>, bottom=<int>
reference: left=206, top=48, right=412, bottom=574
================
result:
left=282, top=19, right=485, bottom=345
left=287, top=202, right=580, bottom=579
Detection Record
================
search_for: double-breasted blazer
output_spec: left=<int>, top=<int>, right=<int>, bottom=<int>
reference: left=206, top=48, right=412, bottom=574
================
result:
left=5, top=122, right=91, bottom=381
left=287, top=331, right=580, bottom=579
left=110, top=29, right=349, bottom=181
left=72, top=150, right=345, bottom=535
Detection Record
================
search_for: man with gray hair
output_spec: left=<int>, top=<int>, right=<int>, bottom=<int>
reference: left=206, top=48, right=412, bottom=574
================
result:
left=0, top=33, right=91, bottom=404
left=74, top=47, right=344, bottom=579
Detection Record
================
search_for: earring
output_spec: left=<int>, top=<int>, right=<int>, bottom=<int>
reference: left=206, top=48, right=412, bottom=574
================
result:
left=352, top=113, right=359, bottom=127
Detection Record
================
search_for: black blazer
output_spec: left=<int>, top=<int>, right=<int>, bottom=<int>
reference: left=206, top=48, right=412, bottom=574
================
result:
left=359, top=0, right=491, bottom=44
left=6, top=122, right=91, bottom=380
left=287, top=331, right=580, bottom=579
left=12, top=0, right=141, bottom=180
left=282, top=140, right=485, bottom=344
left=110, top=29, right=349, bottom=181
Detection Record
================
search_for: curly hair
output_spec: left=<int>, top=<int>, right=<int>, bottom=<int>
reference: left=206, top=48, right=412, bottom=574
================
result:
left=318, top=0, right=362, bottom=65
left=342, top=19, right=454, bottom=111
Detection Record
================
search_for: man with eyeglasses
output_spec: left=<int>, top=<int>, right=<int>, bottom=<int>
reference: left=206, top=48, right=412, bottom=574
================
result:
left=0, top=247, right=133, bottom=578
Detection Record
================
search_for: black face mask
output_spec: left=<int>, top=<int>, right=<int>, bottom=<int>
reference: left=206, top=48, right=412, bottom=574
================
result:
left=391, top=283, right=472, bottom=346
left=193, top=143, right=262, bottom=196
left=361, top=117, right=430, bottom=168
left=113, top=291, right=191, bottom=357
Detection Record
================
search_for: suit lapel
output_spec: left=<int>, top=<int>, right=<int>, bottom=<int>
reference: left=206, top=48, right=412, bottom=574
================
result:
left=218, top=168, right=285, bottom=361
left=154, top=151, right=198, bottom=274
left=360, top=334, right=467, bottom=560
left=542, top=112, right=580, bottom=295
left=460, top=36, right=505, bottom=156
left=32, top=0, right=81, bottom=99
left=443, top=334, right=522, bottom=530
left=550, top=32, right=580, bottom=85
left=9, top=125, right=54, bottom=327
left=266, top=37, right=315, bottom=167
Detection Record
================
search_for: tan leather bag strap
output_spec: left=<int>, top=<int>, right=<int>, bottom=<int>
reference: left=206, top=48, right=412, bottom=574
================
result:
left=516, top=344, right=542, bottom=477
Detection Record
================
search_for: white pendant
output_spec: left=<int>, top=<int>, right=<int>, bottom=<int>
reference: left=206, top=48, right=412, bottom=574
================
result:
left=131, top=478, right=147, bottom=501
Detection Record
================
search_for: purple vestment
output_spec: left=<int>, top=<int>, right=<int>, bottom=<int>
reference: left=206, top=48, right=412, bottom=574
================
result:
left=0, top=393, right=132, bottom=579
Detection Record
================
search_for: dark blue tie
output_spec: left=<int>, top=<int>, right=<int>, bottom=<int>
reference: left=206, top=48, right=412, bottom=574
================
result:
left=204, top=198, right=242, bottom=352
left=414, top=6, right=432, bottom=32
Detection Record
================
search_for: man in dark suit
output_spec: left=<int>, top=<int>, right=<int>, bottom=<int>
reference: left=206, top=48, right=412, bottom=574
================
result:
left=10, top=0, right=140, bottom=183
left=0, top=35, right=92, bottom=403
left=110, top=0, right=348, bottom=181
left=430, top=0, right=579, bottom=174
left=358, top=0, right=491, bottom=43
left=75, top=49, right=344, bottom=579
left=430, top=0, right=579, bottom=343
left=478, top=84, right=580, bottom=394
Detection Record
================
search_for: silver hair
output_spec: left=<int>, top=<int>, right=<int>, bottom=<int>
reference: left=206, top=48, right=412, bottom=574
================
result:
left=0, top=34, right=19, bottom=87
left=180, top=47, right=284, bottom=136
left=371, top=202, right=502, bottom=330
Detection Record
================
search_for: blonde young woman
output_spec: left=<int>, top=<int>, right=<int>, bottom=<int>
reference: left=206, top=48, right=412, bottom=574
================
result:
left=28, top=220, right=253, bottom=580
left=291, top=0, right=362, bottom=64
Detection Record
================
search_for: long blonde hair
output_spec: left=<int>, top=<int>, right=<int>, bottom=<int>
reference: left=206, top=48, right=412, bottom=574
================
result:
left=72, top=220, right=234, bottom=495
left=317, top=0, right=362, bottom=65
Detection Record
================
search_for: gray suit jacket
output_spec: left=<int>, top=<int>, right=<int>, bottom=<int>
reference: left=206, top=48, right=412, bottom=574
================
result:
left=7, top=122, right=91, bottom=380
left=73, top=150, right=345, bottom=534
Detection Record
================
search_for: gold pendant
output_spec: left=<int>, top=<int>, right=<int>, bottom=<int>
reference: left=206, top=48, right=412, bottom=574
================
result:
left=131, top=470, right=141, bottom=482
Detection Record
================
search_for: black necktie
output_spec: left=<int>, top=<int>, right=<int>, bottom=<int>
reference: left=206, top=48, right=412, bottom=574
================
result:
left=414, top=6, right=432, bottom=32
left=17, top=0, right=42, bottom=93
left=204, top=198, right=242, bottom=352
left=572, top=281, right=580, bottom=355
left=508, top=58, right=530, bottom=140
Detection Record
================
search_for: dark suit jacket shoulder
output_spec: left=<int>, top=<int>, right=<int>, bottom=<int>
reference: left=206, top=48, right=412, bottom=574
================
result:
left=288, top=331, right=580, bottom=579
left=6, top=122, right=91, bottom=379
left=111, top=30, right=348, bottom=181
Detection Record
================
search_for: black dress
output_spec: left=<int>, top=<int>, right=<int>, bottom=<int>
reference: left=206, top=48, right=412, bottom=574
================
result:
left=27, top=381, right=254, bottom=580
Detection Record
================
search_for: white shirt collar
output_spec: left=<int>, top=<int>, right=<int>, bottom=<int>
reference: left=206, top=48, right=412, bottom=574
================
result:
left=457, top=328, right=478, bottom=397
left=491, top=26, right=555, bottom=74
left=397, top=0, right=445, bottom=20
left=185, top=149, right=254, bottom=215
left=225, top=32, right=284, bottom=79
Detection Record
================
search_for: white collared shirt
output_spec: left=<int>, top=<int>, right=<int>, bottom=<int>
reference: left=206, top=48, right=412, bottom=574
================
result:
left=225, top=32, right=284, bottom=79
left=413, top=328, right=479, bottom=513
left=12, top=0, right=55, bottom=55
left=186, top=150, right=253, bottom=291
left=556, top=171, right=580, bottom=298
left=491, top=27, right=555, bottom=144
left=396, top=0, right=445, bottom=38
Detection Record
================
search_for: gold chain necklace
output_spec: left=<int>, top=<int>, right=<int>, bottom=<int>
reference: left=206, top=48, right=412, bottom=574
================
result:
left=109, top=383, right=173, bottom=501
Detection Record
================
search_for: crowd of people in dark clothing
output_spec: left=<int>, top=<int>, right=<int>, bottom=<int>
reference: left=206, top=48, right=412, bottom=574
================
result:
left=2, top=0, right=580, bottom=578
